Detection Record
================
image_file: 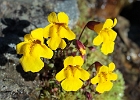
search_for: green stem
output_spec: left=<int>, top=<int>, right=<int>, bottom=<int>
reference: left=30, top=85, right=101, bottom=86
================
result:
left=78, top=25, right=87, bottom=40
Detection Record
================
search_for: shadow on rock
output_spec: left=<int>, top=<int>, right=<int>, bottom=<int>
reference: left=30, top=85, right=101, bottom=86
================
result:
left=16, top=64, right=37, bottom=81
left=0, top=18, right=30, bottom=66
left=1, top=18, right=30, bottom=37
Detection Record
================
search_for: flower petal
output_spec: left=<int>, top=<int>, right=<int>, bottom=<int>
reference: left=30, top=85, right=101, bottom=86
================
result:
left=64, top=56, right=84, bottom=68
left=24, top=34, right=31, bottom=41
left=49, top=24, right=59, bottom=37
left=61, top=78, right=83, bottom=91
left=101, top=41, right=115, bottom=55
left=43, top=24, right=53, bottom=38
left=31, top=44, right=53, bottom=59
left=103, top=19, right=114, bottom=29
left=58, top=26, right=76, bottom=40
left=20, top=56, right=44, bottom=72
left=108, top=30, right=117, bottom=41
left=57, top=12, right=69, bottom=24
left=108, top=73, right=118, bottom=81
left=112, top=18, right=117, bottom=27
left=99, top=66, right=108, bottom=73
left=58, top=39, right=66, bottom=49
left=91, top=76, right=99, bottom=84
left=19, top=43, right=31, bottom=55
left=40, top=44, right=53, bottom=59
left=93, top=35, right=103, bottom=46
left=56, top=69, right=66, bottom=82
left=48, top=12, right=58, bottom=23
left=109, top=62, right=115, bottom=71
left=47, top=36, right=61, bottom=50
left=79, top=68, right=90, bottom=81
left=31, top=28, right=44, bottom=42
left=96, top=81, right=113, bottom=93
left=16, top=42, right=27, bottom=54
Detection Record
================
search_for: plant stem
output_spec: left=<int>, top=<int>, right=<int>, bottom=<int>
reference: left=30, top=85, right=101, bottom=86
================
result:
left=78, top=24, right=86, bottom=40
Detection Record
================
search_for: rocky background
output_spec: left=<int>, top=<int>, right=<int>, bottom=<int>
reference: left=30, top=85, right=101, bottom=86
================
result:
left=0, top=0, right=140, bottom=100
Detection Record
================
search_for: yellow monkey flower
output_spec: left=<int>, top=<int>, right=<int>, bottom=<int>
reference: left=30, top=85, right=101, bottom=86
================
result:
left=16, top=28, right=53, bottom=72
left=44, top=12, right=76, bottom=50
left=56, top=56, right=90, bottom=91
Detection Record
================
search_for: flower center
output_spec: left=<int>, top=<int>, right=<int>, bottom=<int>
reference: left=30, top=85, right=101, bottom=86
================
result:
left=33, top=40, right=41, bottom=44
left=65, top=65, right=78, bottom=78
left=29, top=39, right=41, bottom=54
left=98, top=72, right=108, bottom=83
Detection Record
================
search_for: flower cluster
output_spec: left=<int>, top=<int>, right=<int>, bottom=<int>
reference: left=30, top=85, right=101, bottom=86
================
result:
left=16, top=12, right=118, bottom=93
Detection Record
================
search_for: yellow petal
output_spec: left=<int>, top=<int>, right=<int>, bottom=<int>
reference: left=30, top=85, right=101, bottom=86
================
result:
left=96, top=81, right=113, bottom=93
left=61, top=78, right=83, bottom=91
left=43, top=24, right=53, bottom=38
left=20, top=56, right=44, bottom=72
left=49, top=24, right=59, bottom=37
left=31, top=44, right=53, bottom=59
left=104, top=81, right=113, bottom=91
left=101, top=41, right=115, bottom=55
left=91, top=76, right=99, bottom=84
left=99, top=66, right=108, bottom=73
left=103, top=19, right=114, bottom=29
left=93, top=35, right=103, bottom=46
left=109, top=62, right=115, bottom=71
left=112, top=18, right=117, bottom=27
left=24, top=34, right=31, bottom=41
left=58, top=26, right=76, bottom=40
left=56, top=69, right=66, bottom=82
left=47, top=36, right=61, bottom=50
left=79, top=68, right=90, bottom=81
left=40, top=44, right=53, bottom=59
left=31, top=28, right=44, bottom=42
left=108, top=30, right=117, bottom=41
left=96, top=83, right=105, bottom=93
left=57, top=12, right=69, bottom=24
left=108, top=73, right=118, bottom=81
left=64, top=56, right=84, bottom=68
left=47, top=12, right=58, bottom=23
left=58, top=39, right=66, bottom=49
left=73, top=56, right=84, bottom=67
left=18, top=43, right=31, bottom=56
left=64, top=56, right=73, bottom=68
left=16, top=42, right=27, bottom=54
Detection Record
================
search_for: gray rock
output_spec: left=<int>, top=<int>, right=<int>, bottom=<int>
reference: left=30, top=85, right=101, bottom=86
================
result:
left=54, top=0, right=79, bottom=28
left=0, top=0, right=79, bottom=31
left=0, top=53, right=40, bottom=100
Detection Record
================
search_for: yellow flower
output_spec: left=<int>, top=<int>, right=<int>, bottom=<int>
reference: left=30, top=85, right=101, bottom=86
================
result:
left=16, top=28, right=53, bottom=72
left=93, top=18, right=117, bottom=55
left=56, top=56, right=90, bottom=91
left=91, top=62, right=117, bottom=93
left=44, top=12, right=76, bottom=50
